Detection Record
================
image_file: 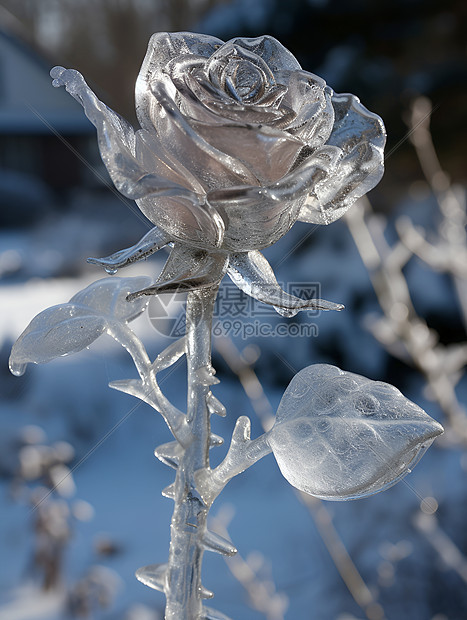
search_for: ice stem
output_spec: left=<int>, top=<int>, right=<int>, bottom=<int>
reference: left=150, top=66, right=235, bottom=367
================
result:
left=165, top=286, right=218, bottom=619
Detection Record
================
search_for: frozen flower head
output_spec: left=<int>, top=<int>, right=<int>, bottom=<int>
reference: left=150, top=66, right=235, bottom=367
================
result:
left=51, top=32, right=385, bottom=311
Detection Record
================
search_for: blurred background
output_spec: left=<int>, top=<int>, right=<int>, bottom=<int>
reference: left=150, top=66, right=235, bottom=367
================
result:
left=0, top=1, right=466, bottom=619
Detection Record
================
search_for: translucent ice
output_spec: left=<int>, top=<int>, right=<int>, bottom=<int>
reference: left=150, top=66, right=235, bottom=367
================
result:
left=269, top=364, right=443, bottom=499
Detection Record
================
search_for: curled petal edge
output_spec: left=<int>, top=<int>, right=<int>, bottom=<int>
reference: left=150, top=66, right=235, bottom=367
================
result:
left=299, top=141, right=384, bottom=225
left=298, top=93, right=386, bottom=225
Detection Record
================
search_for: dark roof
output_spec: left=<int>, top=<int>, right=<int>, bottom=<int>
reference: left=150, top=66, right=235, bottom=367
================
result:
left=0, top=29, right=94, bottom=135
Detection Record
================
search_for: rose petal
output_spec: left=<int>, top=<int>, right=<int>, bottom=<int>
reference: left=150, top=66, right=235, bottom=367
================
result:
left=209, top=189, right=301, bottom=251
left=176, top=66, right=290, bottom=127
left=135, top=32, right=224, bottom=134
left=328, top=93, right=386, bottom=155
left=206, top=42, right=276, bottom=102
left=193, top=120, right=303, bottom=184
left=168, top=66, right=299, bottom=183
left=135, top=129, right=204, bottom=194
left=298, top=93, right=386, bottom=225
left=228, top=251, right=343, bottom=316
left=136, top=195, right=225, bottom=250
left=204, top=87, right=290, bottom=121
left=227, top=36, right=302, bottom=72
left=208, top=146, right=341, bottom=251
left=284, top=71, right=335, bottom=148
left=150, top=81, right=258, bottom=190
left=127, top=243, right=229, bottom=300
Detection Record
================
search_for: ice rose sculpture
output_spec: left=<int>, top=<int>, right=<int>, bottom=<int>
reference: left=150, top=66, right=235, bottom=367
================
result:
left=10, top=33, right=442, bottom=620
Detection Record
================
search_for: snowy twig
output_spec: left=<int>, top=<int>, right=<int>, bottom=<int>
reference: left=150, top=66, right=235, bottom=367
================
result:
left=210, top=506, right=289, bottom=620
left=345, top=197, right=467, bottom=442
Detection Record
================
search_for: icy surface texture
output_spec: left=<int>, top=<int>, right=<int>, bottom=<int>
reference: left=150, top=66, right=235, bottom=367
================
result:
left=268, top=364, right=444, bottom=500
left=9, top=277, right=151, bottom=376
left=51, top=32, right=385, bottom=257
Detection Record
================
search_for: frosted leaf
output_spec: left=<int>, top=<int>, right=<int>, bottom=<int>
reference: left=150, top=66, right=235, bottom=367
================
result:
left=9, top=277, right=152, bottom=376
left=70, top=276, right=152, bottom=321
left=228, top=250, right=343, bottom=316
left=268, top=364, right=443, bottom=500
left=9, top=306, right=107, bottom=376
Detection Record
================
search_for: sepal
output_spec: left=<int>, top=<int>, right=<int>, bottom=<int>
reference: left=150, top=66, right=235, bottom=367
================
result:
left=228, top=251, right=343, bottom=317
left=87, top=226, right=171, bottom=273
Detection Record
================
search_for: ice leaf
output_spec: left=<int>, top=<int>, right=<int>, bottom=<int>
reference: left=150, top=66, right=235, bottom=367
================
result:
left=9, top=305, right=107, bottom=376
left=268, top=364, right=443, bottom=500
left=70, top=276, right=152, bottom=321
left=9, top=277, right=153, bottom=376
